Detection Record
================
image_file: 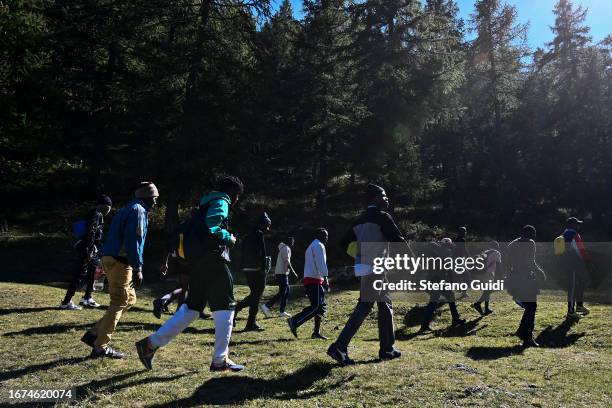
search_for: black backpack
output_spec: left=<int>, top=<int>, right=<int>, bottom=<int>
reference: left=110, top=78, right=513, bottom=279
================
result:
left=182, top=201, right=228, bottom=261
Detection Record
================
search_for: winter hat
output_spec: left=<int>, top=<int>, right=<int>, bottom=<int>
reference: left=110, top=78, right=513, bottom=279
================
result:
left=97, top=194, right=112, bottom=207
left=135, top=182, right=159, bottom=199
left=366, top=184, right=385, bottom=201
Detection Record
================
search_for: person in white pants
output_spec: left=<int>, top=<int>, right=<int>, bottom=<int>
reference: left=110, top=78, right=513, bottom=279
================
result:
left=135, top=176, right=245, bottom=372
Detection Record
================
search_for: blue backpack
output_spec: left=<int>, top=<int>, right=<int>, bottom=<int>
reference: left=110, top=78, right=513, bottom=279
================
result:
left=72, top=219, right=87, bottom=240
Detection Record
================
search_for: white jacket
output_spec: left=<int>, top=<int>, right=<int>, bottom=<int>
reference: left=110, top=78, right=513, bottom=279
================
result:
left=304, top=239, right=328, bottom=280
left=274, top=242, right=292, bottom=275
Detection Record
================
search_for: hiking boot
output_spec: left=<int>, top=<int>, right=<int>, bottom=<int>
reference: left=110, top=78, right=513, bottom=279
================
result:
left=135, top=337, right=157, bottom=370
left=287, top=318, right=298, bottom=338
left=471, top=302, right=484, bottom=315
left=244, top=322, right=264, bottom=332
left=311, top=332, right=328, bottom=340
left=210, top=358, right=245, bottom=372
left=81, top=331, right=97, bottom=348
left=260, top=304, right=272, bottom=318
left=279, top=311, right=291, bottom=318
left=576, top=306, right=590, bottom=315
left=59, top=301, right=82, bottom=311
left=90, top=347, right=125, bottom=359
left=379, top=348, right=402, bottom=361
left=152, top=298, right=164, bottom=319
left=79, top=297, right=100, bottom=308
left=327, top=343, right=355, bottom=366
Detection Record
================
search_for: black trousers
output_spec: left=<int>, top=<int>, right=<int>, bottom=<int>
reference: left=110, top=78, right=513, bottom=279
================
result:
left=62, top=244, right=95, bottom=304
left=185, top=254, right=235, bottom=312
left=290, top=283, right=327, bottom=329
left=236, top=268, right=267, bottom=325
left=422, top=291, right=460, bottom=327
left=518, top=302, right=537, bottom=338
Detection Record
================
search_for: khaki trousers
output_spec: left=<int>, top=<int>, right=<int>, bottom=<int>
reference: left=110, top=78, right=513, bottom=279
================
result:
left=91, top=256, right=137, bottom=347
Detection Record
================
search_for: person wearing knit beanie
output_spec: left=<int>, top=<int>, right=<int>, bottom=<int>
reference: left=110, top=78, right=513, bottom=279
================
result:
left=60, top=194, right=114, bottom=311
left=81, top=182, right=159, bottom=359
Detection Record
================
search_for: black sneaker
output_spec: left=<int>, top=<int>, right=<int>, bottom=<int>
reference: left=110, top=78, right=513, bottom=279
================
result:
left=311, top=332, right=328, bottom=340
left=135, top=337, right=157, bottom=370
left=451, top=318, right=466, bottom=326
left=152, top=298, right=164, bottom=319
left=483, top=308, right=493, bottom=315
left=287, top=318, right=298, bottom=338
left=244, top=323, right=265, bottom=332
left=327, top=343, right=355, bottom=366
left=379, top=348, right=402, bottom=361
left=81, top=331, right=97, bottom=348
left=471, top=302, right=484, bottom=315
left=90, top=347, right=125, bottom=359
left=522, top=337, right=540, bottom=348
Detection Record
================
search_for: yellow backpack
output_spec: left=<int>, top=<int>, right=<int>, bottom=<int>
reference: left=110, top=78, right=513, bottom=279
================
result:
left=553, top=235, right=566, bottom=255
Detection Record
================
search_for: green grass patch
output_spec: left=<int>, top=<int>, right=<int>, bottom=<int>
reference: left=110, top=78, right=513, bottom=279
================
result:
left=0, top=283, right=610, bottom=407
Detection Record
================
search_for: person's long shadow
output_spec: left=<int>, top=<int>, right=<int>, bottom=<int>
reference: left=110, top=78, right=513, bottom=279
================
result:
left=0, top=307, right=59, bottom=316
left=465, top=345, right=526, bottom=360
left=0, top=356, right=89, bottom=382
left=146, top=362, right=349, bottom=407
left=403, top=304, right=439, bottom=328
left=437, top=317, right=485, bottom=338
left=535, top=317, right=584, bottom=347
left=3, top=322, right=162, bottom=337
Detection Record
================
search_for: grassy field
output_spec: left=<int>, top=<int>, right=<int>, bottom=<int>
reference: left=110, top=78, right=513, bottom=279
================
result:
left=0, top=281, right=610, bottom=407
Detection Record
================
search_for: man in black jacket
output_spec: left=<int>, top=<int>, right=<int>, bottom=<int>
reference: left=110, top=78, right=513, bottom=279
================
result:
left=235, top=212, right=272, bottom=331
left=60, top=195, right=112, bottom=310
left=327, top=184, right=405, bottom=365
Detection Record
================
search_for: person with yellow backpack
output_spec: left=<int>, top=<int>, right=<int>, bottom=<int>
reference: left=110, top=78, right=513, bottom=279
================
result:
left=554, top=217, right=591, bottom=319
left=152, top=208, right=198, bottom=319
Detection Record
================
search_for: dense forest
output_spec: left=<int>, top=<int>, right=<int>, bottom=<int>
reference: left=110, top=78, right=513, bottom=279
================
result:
left=1, top=0, right=611, bottom=239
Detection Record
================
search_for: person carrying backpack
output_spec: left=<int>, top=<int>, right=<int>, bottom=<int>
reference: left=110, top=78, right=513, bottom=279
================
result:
left=327, top=184, right=405, bottom=365
left=81, top=182, right=159, bottom=359
left=136, top=176, right=245, bottom=372
left=60, top=195, right=112, bottom=310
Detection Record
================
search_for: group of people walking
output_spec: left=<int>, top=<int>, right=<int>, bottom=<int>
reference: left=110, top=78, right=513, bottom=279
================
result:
left=60, top=177, right=593, bottom=371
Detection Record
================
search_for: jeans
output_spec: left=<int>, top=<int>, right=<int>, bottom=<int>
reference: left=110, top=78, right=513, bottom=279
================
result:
left=265, top=274, right=290, bottom=313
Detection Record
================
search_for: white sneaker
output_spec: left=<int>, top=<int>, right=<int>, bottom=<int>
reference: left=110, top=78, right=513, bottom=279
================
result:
left=279, top=311, right=291, bottom=318
left=260, top=304, right=272, bottom=318
left=59, top=301, right=82, bottom=310
left=79, top=297, right=100, bottom=308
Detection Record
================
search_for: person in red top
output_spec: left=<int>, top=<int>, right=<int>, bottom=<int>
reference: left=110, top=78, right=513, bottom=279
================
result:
left=562, top=217, right=591, bottom=318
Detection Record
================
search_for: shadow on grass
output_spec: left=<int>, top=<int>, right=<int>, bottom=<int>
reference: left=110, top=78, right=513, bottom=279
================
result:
left=147, top=362, right=350, bottom=407
left=0, top=306, right=59, bottom=316
left=535, top=317, right=584, bottom=348
left=465, top=345, right=526, bottom=360
left=0, top=356, right=89, bottom=382
left=437, top=317, right=485, bottom=337
left=3, top=322, right=162, bottom=337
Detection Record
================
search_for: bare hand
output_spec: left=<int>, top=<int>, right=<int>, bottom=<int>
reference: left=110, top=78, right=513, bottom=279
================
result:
left=230, top=234, right=237, bottom=246
left=160, top=264, right=169, bottom=276
left=131, top=269, right=143, bottom=288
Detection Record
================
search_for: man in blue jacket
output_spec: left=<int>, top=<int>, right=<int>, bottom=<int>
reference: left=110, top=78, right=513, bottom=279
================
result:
left=136, top=176, right=245, bottom=372
left=81, top=182, right=159, bottom=359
